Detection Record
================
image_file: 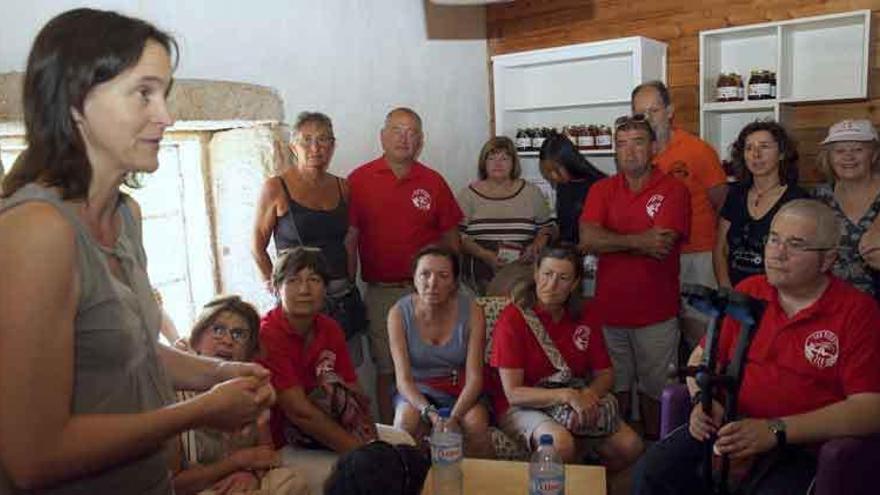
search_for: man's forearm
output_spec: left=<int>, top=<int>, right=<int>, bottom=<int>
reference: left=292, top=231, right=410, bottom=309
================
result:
left=784, top=393, right=880, bottom=445
left=579, top=223, right=635, bottom=254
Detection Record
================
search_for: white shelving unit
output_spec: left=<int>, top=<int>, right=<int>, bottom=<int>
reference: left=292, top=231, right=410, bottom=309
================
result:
left=700, top=9, right=871, bottom=161
left=491, top=36, right=667, bottom=202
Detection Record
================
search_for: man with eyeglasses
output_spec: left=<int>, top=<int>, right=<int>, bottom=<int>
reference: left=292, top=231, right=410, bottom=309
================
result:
left=634, top=199, right=880, bottom=495
left=632, top=81, right=727, bottom=355
left=347, top=107, right=463, bottom=423
left=579, top=115, right=691, bottom=440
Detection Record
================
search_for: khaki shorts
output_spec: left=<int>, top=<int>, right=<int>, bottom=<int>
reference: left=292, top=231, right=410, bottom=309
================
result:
left=365, top=284, right=413, bottom=375
left=679, top=251, right=718, bottom=321
left=602, top=318, right=679, bottom=400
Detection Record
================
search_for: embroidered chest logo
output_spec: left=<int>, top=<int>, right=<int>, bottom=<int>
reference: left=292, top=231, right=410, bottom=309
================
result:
left=315, top=349, right=338, bottom=377
left=804, top=330, right=839, bottom=369
left=573, top=325, right=591, bottom=351
left=645, top=194, right=665, bottom=218
left=411, top=188, right=432, bottom=211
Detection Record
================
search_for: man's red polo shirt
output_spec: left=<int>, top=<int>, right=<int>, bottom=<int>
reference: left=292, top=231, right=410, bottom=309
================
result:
left=489, top=302, right=612, bottom=416
left=712, top=275, right=880, bottom=419
left=348, top=157, right=463, bottom=283
left=580, top=168, right=690, bottom=327
left=257, top=307, right=358, bottom=446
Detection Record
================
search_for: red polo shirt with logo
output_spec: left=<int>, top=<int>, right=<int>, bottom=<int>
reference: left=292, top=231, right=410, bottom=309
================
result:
left=348, top=157, right=463, bottom=283
left=710, top=275, right=880, bottom=419
left=489, top=302, right=612, bottom=416
left=257, top=307, right=358, bottom=446
left=579, top=168, right=691, bottom=327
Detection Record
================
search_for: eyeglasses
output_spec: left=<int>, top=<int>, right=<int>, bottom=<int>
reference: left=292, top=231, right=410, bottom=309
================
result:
left=765, top=233, right=834, bottom=253
left=614, top=113, right=649, bottom=130
left=210, top=323, right=251, bottom=343
left=296, top=136, right=335, bottom=148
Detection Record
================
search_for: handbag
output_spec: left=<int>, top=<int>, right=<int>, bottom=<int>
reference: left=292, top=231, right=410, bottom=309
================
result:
left=283, top=371, right=378, bottom=448
left=516, top=305, right=620, bottom=437
left=324, top=282, right=369, bottom=340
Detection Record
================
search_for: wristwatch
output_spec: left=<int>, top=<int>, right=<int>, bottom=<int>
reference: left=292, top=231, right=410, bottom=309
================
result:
left=767, top=418, right=787, bottom=448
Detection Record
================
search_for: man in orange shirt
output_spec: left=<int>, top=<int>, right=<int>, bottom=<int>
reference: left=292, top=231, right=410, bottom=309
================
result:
left=632, top=81, right=728, bottom=350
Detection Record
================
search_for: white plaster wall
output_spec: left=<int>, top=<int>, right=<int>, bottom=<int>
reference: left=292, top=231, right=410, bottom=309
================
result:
left=0, top=0, right=490, bottom=192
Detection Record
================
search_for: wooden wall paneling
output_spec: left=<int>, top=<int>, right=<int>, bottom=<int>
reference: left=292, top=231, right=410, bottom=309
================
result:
left=487, top=1, right=880, bottom=181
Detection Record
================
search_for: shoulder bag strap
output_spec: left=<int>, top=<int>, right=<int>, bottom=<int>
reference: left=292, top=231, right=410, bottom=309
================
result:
left=515, top=305, right=572, bottom=383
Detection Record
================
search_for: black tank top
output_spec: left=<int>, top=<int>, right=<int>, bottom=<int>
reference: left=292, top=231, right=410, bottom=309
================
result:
left=273, top=176, right=349, bottom=280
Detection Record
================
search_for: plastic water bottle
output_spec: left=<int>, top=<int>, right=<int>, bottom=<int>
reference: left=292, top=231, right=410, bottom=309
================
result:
left=430, top=407, right=463, bottom=495
left=582, top=254, right=598, bottom=297
left=529, top=434, right=565, bottom=495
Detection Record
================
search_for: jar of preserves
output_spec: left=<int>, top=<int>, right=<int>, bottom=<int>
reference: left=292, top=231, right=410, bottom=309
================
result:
left=769, top=71, right=777, bottom=99
left=716, top=72, right=742, bottom=102
left=578, top=125, right=594, bottom=151
left=596, top=125, right=613, bottom=149
left=748, top=70, right=772, bottom=100
left=515, top=129, right=530, bottom=152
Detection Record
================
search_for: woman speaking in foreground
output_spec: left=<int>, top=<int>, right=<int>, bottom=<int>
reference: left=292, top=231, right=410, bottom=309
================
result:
left=0, top=9, right=274, bottom=494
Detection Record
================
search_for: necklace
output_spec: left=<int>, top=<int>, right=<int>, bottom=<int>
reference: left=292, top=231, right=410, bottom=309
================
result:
left=750, top=183, right=783, bottom=207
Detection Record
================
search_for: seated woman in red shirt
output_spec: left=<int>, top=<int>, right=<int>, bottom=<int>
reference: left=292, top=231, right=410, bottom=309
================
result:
left=259, top=247, right=376, bottom=454
left=490, top=244, right=643, bottom=468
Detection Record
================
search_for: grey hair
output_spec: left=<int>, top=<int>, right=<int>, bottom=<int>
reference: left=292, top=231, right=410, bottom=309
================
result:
left=384, top=107, right=422, bottom=130
left=774, top=199, right=841, bottom=250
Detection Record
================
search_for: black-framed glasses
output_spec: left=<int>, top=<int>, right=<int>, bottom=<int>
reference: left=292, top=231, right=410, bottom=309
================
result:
left=210, top=323, right=251, bottom=343
left=765, top=233, right=834, bottom=253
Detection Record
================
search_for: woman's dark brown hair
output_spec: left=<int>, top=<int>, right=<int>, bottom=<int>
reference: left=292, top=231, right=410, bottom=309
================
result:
left=188, top=295, right=261, bottom=360
left=729, top=120, right=800, bottom=187
left=2, top=8, right=178, bottom=199
left=324, top=441, right=430, bottom=495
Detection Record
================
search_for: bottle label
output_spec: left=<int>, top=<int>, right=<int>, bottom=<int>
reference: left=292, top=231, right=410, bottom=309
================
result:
left=577, top=135, right=594, bottom=147
left=516, top=137, right=531, bottom=149
left=530, top=475, right=565, bottom=495
left=596, top=134, right=612, bottom=147
left=431, top=441, right=462, bottom=465
left=748, top=83, right=771, bottom=98
left=716, top=86, right=739, bottom=100
left=532, top=137, right=546, bottom=149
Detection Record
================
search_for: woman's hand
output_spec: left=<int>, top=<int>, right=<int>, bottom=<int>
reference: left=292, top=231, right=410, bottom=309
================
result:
left=564, top=388, right=600, bottom=426
left=199, top=377, right=270, bottom=431
left=231, top=445, right=281, bottom=471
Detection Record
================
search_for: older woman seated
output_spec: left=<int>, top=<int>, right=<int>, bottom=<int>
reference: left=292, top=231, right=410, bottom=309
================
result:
left=490, top=244, right=643, bottom=469
left=388, top=245, right=494, bottom=457
left=172, top=295, right=307, bottom=495
left=259, top=247, right=376, bottom=454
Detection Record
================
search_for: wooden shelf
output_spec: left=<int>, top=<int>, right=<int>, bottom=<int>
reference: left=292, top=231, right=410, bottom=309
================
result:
left=702, top=100, right=777, bottom=112
left=505, top=98, right=630, bottom=113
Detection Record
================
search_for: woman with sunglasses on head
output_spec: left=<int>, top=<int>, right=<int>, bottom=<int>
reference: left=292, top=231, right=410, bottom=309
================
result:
left=714, top=121, right=808, bottom=288
left=490, top=244, right=643, bottom=469
left=172, top=296, right=307, bottom=495
left=0, top=9, right=274, bottom=493
left=457, top=136, right=556, bottom=295
left=252, top=112, right=365, bottom=362
left=812, top=119, right=880, bottom=300
left=538, top=133, right=607, bottom=246
left=388, top=245, right=494, bottom=458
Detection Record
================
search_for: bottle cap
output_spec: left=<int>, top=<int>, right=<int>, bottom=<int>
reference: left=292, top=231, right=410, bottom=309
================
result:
left=438, top=407, right=452, bottom=418
left=539, top=434, right=554, bottom=446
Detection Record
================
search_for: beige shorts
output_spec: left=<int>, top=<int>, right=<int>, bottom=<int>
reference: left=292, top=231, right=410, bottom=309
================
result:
left=680, top=251, right=718, bottom=321
left=500, top=407, right=606, bottom=453
left=365, top=284, right=413, bottom=375
left=602, top=317, right=679, bottom=400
